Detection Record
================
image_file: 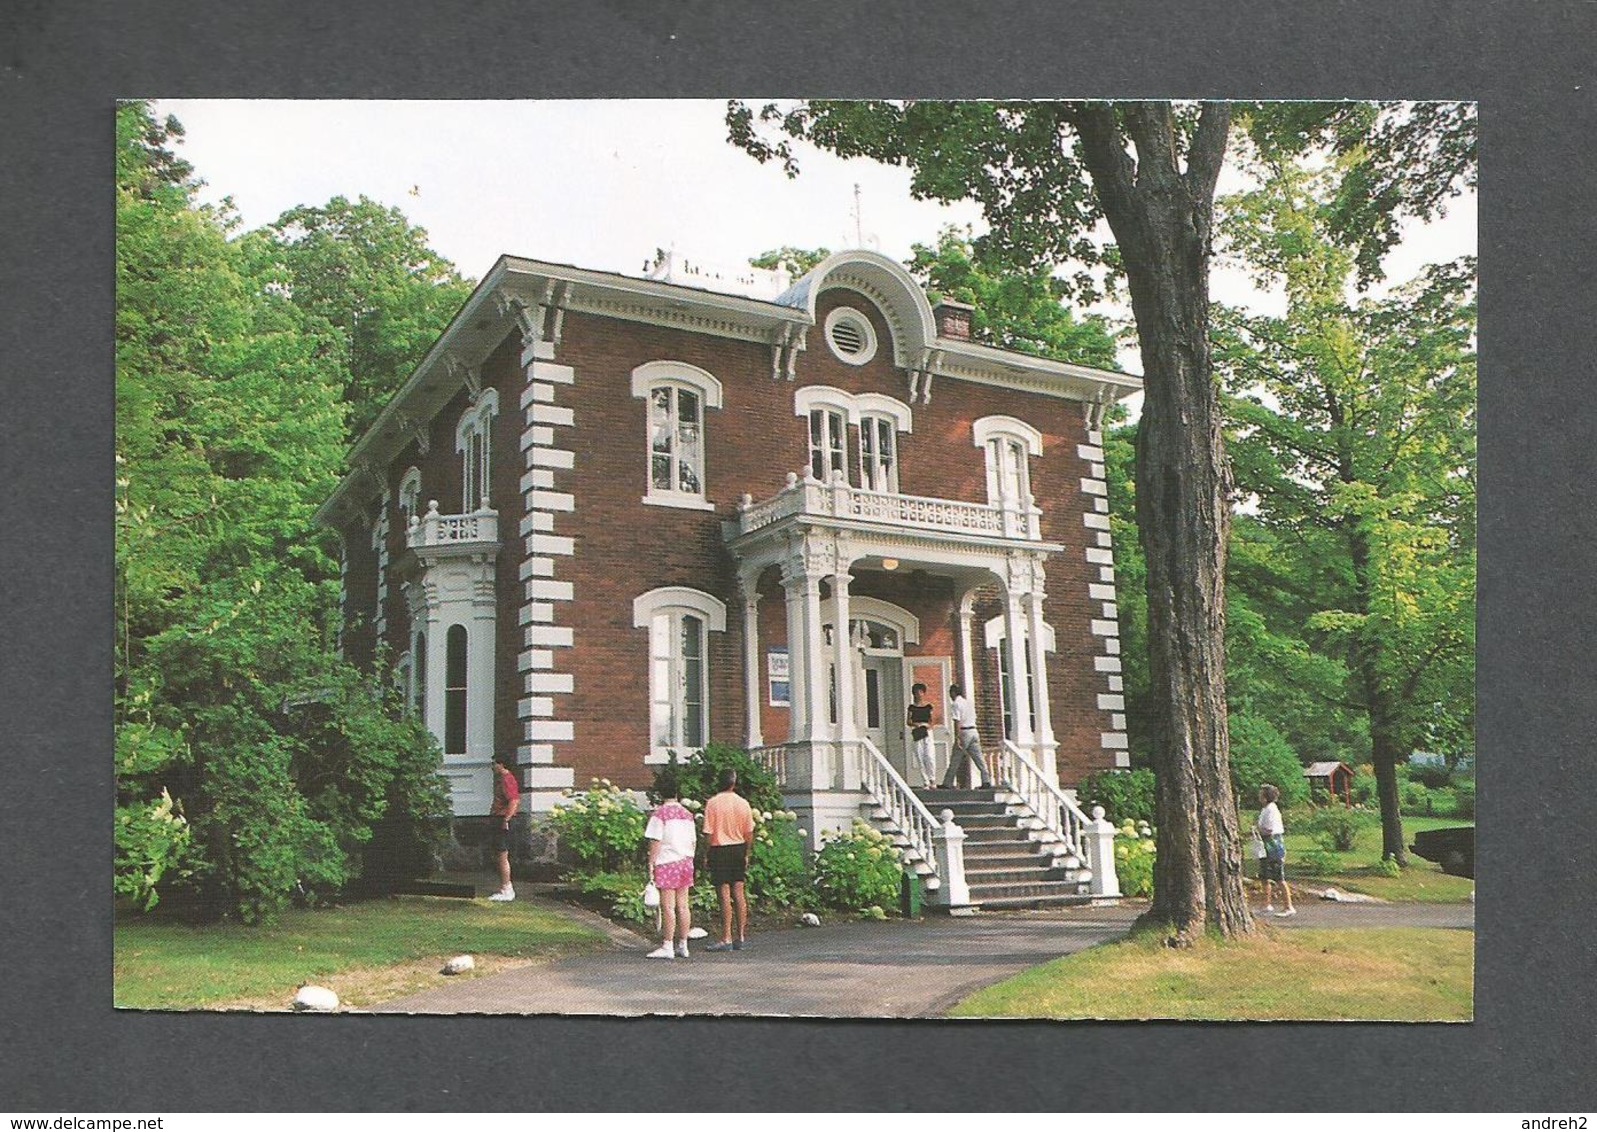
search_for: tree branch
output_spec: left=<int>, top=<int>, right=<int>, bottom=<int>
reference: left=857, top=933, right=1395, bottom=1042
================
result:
left=1185, top=102, right=1232, bottom=203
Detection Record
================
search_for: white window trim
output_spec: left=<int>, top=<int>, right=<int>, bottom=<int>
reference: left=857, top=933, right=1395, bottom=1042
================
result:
left=794, top=387, right=914, bottom=489
left=984, top=614, right=1056, bottom=653
left=631, top=361, right=722, bottom=510
left=972, top=415, right=1043, bottom=457
left=824, top=305, right=879, bottom=366
left=398, top=466, right=422, bottom=529
left=454, top=389, right=499, bottom=512
left=633, top=587, right=727, bottom=763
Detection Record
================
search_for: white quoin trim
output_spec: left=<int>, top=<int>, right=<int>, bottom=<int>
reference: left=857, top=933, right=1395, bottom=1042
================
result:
left=629, top=360, right=724, bottom=409
left=632, top=586, right=728, bottom=632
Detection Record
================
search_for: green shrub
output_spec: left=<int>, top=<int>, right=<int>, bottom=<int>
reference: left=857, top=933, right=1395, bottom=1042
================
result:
left=1295, top=849, right=1340, bottom=876
left=1409, top=760, right=1453, bottom=789
left=1350, top=764, right=1378, bottom=805
left=813, top=820, right=903, bottom=914
left=747, top=809, right=813, bottom=911
left=1376, top=855, right=1403, bottom=878
left=660, top=743, right=783, bottom=812
left=1400, top=779, right=1431, bottom=815
left=575, top=869, right=717, bottom=924
left=1229, top=714, right=1307, bottom=807
left=1451, top=779, right=1475, bottom=819
left=114, top=790, right=195, bottom=912
left=1113, top=826, right=1155, bottom=897
left=550, top=780, right=649, bottom=872
left=1078, top=768, right=1156, bottom=825
left=1300, top=806, right=1371, bottom=852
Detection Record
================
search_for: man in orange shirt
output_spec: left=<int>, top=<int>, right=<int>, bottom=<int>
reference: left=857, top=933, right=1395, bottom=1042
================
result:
left=702, top=768, right=756, bottom=951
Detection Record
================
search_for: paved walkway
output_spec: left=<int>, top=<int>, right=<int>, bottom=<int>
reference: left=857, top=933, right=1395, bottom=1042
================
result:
left=373, top=896, right=1472, bottom=1019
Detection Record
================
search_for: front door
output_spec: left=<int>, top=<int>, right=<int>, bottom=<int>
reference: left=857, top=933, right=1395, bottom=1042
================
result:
left=861, top=653, right=906, bottom=775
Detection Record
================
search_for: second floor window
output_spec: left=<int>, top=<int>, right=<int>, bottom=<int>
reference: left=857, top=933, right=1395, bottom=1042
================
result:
left=456, top=389, right=498, bottom=513
left=650, top=384, right=703, bottom=497
left=859, top=414, right=899, bottom=493
left=809, top=408, right=847, bottom=483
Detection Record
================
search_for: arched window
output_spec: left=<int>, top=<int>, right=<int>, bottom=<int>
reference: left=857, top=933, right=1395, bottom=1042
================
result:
left=633, top=587, right=727, bottom=761
left=444, top=625, right=467, bottom=755
left=794, top=387, right=912, bottom=489
left=973, top=416, right=1043, bottom=507
left=631, top=362, right=723, bottom=509
left=455, top=390, right=499, bottom=512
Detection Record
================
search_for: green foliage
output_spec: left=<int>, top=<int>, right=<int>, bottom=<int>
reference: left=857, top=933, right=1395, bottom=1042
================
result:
left=574, top=869, right=719, bottom=925
left=115, top=101, right=453, bottom=921
left=749, top=245, right=831, bottom=277
left=1451, top=779, right=1475, bottom=819
left=812, top=820, right=903, bottom=915
left=660, top=743, right=784, bottom=812
left=747, top=809, right=814, bottom=911
left=114, top=790, right=195, bottom=911
left=1408, top=761, right=1453, bottom=789
left=1229, top=714, right=1308, bottom=807
left=1294, top=849, right=1341, bottom=877
left=1300, top=806, right=1372, bottom=853
left=1376, top=855, right=1403, bottom=878
left=1078, top=769, right=1156, bottom=825
left=550, top=780, right=649, bottom=872
left=907, top=228, right=1119, bottom=367
left=1113, top=821, right=1156, bottom=897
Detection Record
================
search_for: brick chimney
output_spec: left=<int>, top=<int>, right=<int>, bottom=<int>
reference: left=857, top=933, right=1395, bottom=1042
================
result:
left=933, top=299, right=975, bottom=341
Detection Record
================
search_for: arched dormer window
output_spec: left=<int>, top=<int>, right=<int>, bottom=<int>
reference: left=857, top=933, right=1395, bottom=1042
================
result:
left=633, top=586, right=728, bottom=762
left=455, top=389, right=499, bottom=513
left=630, top=361, right=723, bottom=511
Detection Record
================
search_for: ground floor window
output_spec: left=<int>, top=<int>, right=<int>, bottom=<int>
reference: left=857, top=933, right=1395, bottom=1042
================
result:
left=650, top=610, right=705, bottom=751
left=444, top=624, right=467, bottom=754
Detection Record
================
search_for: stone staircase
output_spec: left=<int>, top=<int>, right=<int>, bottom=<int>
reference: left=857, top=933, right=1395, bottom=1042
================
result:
left=914, top=787, right=1095, bottom=909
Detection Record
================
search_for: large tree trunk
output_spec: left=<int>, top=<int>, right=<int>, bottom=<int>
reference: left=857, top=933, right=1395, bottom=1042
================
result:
left=1071, top=103, right=1252, bottom=939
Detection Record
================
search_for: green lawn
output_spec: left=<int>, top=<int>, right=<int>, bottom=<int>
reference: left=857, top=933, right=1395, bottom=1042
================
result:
left=115, top=895, right=609, bottom=1010
left=952, top=927, right=1473, bottom=1021
left=1281, top=814, right=1475, bottom=903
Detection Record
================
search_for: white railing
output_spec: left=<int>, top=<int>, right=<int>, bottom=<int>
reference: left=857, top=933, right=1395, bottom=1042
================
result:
left=996, top=739, right=1090, bottom=859
left=408, top=502, right=499, bottom=550
left=737, top=473, right=1040, bottom=541
left=858, top=736, right=945, bottom=884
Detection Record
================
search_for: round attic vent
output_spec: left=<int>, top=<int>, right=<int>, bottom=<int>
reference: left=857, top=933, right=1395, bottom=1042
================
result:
left=825, top=306, right=878, bottom=365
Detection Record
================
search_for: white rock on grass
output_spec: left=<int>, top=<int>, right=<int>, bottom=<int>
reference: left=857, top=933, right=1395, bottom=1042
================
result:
left=293, top=985, right=339, bottom=1012
left=801, top=912, right=821, bottom=927
left=687, top=927, right=709, bottom=939
left=441, top=955, right=475, bottom=975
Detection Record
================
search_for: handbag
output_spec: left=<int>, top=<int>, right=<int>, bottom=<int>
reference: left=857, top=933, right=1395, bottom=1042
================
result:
left=642, top=881, right=661, bottom=909
left=1249, top=832, right=1266, bottom=859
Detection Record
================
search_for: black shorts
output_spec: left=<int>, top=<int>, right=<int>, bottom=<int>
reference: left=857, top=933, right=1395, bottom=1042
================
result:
left=1259, top=850, right=1285, bottom=882
left=708, top=843, right=748, bottom=887
left=488, top=816, right=512, bottom=855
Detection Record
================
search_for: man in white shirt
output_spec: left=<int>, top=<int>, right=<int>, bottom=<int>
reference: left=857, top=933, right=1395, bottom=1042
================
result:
left=939, top=683, right=991, bottom=789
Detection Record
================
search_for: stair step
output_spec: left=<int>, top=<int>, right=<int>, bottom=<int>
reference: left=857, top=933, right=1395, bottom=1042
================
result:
left=964, top=867, right=1076, bottom=885
left=966, top=880, right=1088, bottom=902
left=971, top=891, right=1098, bottom=910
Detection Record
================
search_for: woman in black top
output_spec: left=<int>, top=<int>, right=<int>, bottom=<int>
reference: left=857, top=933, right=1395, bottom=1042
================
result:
left=907, top=682, right=936, bottom=788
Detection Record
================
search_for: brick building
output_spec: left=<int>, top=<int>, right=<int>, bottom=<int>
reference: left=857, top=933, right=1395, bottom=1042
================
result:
left=317, top=249, right=1138, bottom=873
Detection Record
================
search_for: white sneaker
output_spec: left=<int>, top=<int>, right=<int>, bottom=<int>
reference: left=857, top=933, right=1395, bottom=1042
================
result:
left=1274, top=908, right=1297, bottom=918
left=488, top=888, right=514, bottom=902
left=1263, top=904, right=1274, bottom=913
left=646, top=946, right=675, bottom=959
left=675, top=942, right=689, bottom=958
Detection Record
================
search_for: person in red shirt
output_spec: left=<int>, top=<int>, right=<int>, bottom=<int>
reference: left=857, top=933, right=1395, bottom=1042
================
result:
left=488, top=754, right=521, bottom=902
left=702, top=768, right=756, bottom=951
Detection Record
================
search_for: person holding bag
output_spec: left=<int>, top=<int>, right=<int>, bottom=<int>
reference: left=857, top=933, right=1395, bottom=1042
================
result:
left=644, top=773, right=697, bottom=958
left=1254, top=784, right=1297, bottom=917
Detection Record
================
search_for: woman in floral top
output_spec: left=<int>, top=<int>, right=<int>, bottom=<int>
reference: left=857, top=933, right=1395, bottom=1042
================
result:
left=644, top=773, right=698, bottom=959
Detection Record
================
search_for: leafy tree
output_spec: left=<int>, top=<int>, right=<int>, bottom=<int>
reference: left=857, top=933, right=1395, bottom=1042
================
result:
left=247, top=196, right=473, bottom=439
left=1213, top=156, right=1475, bottom=863
left=750, top=245, right=832, bottom=278
left=730, top=99, right=1248, bottom=939
left=907, top=228, right=1118, bottom=367
left=115, top=102, right=449, bottom=919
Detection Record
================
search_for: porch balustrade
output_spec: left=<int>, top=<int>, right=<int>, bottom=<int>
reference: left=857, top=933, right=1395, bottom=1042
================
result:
left=737, top=474, right=1040, bottom=541
left=407, top=502, right=499, bottom=550
left=997, top=739, right=1119, bottom=897
left=857, top=737, right=947, bottom=892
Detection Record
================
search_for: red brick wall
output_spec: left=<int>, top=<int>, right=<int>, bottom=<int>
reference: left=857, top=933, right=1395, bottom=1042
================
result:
left=361, top=282, right=1120, bottom=791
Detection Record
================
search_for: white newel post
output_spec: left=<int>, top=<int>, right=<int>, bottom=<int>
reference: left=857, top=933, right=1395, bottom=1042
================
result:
left=1085, top=805, right=1121, bottom=898
left=930, top=809, right=972, bottom=911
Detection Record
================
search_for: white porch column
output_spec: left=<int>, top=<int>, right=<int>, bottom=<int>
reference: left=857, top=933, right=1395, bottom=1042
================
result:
left=781, top=571, right=809, bottom=740
left=956, top=590, right=977, bottom=698
left=798, top=574, right=826, bottom=742
left=739, top=574, right=763, bottom=749
left=1024, top=584, right=1058, bottom=781
left=832, top=567, right=857, bottom=741
left=1003, top=574, right=1035, bottom=751
left=466, top=561, right=498, bottom=767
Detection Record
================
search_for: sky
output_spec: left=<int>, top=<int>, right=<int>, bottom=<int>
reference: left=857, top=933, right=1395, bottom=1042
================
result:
left=155, top=98, right=1477, bottom=378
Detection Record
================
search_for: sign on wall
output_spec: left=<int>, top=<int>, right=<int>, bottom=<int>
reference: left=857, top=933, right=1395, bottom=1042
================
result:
left=767, top=647, right=790, bottom=707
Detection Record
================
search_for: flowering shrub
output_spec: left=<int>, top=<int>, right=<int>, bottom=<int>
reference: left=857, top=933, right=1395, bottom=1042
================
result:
left=114, top=789, right=194, bottom=911
left=747, top=808, right=813, bottom=911
left=1113, top=818, right=1155, bottom=897
left=813, top=820, right=902, bottom=914
left=550, top=779, right=648, bottom=871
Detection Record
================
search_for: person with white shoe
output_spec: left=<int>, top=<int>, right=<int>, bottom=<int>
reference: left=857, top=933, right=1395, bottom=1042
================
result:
left=487, top=753, right=520, bottom=902
left=644, top=773, right=698, bottom=959
left=1255, top=784, right=1296, bottom=917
